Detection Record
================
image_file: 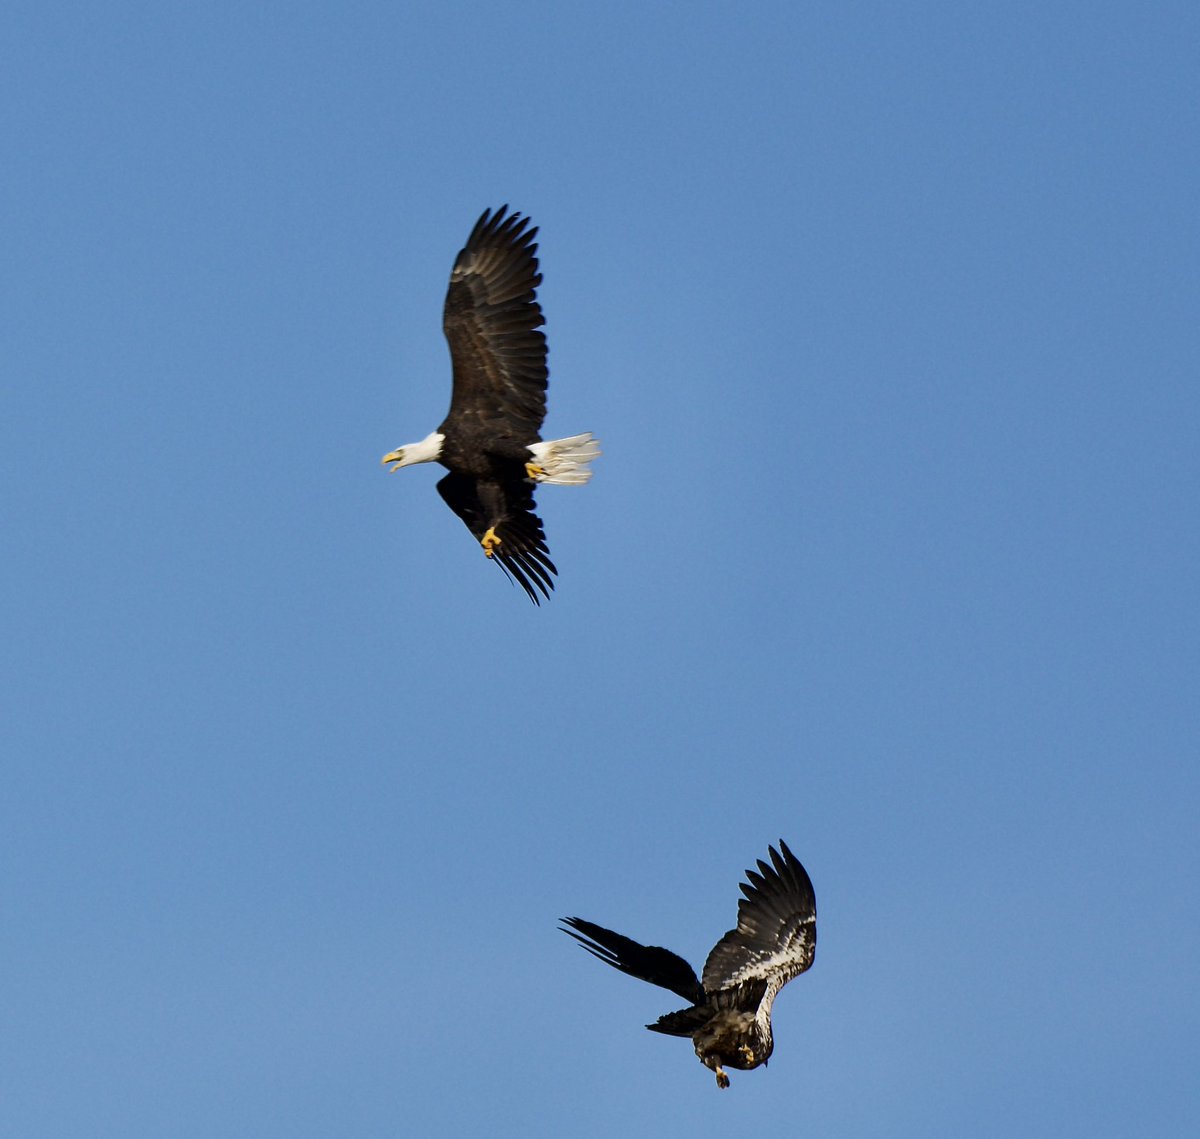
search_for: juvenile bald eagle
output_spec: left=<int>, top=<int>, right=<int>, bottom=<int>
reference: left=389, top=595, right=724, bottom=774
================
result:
left=381, top=206, right=599, bottom=604
left=561, top=840, right=816, bottom=1089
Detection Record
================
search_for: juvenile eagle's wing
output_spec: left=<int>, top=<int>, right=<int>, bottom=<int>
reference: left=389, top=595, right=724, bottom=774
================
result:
left=440, top=206, right=548, bottom=445
left=561, top=917, right=705, bottom=1004
left=701, top=840, right=816, bottom=996
left=435, top=473, right=556, bottom=604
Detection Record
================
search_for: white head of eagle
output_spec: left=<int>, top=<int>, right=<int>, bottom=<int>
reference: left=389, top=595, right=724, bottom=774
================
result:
left=381, top=206, right=600, bottom=604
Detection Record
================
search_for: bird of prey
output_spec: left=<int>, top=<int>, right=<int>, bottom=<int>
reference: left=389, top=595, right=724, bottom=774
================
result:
left=561, top=840, right=816, bottom=1089
left=381, top=205, right=599, bottom=604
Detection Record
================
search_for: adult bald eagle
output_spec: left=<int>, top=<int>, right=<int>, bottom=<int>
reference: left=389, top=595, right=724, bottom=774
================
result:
left=381, top=206, right=599, bottom=604
left=561, top=840, right=816, bottom=1089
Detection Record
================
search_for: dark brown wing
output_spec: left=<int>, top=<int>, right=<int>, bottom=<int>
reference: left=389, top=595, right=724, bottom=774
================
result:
left=439, top=206, right=548, bottom=448
left=701, top=840, right=817, bottom=996
left=561, top=918, right=705, bottom=1004
left=435, top=472, right=556, bottom=604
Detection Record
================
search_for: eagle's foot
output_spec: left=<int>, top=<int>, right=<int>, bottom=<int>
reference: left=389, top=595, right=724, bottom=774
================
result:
left=524, top=461, right=545, bottom=482
left=715, top=1066, right=730, bottom=1090
left=739, top=1045, right=755, bottom=1064
left=481, top=527, right=501, bottom=558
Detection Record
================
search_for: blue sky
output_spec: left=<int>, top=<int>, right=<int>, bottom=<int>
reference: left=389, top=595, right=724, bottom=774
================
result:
left=2, top=2, right=1197, bottom=1135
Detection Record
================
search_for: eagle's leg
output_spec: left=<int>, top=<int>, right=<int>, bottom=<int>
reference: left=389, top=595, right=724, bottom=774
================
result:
left=481, top=527, right=501, bottom=558
left=524, top=461, right=545, bottom=482
left=700, top=1051, right=731, bottom=1089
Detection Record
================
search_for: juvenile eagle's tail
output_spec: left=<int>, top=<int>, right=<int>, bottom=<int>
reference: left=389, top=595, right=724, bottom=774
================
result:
left=527, top=433, right=601, bottom=486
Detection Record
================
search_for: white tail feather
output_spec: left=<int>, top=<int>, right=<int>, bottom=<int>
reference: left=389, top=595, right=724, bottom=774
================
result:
left=527, top=433, right=601, bottom=486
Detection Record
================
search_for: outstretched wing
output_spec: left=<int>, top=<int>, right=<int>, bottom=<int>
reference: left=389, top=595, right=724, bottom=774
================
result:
left=440, top=206, right=548, bottom=445
left=701, top=840, right=816, bottom=996
left=435, top=473, right=556, bottom=604
left=561, top=917, right=705, bottom=1004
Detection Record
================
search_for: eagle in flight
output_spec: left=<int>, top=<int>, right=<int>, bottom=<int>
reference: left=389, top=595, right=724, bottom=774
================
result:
left=561, top=840, right=816, bottom=1089
left=381, top=206, right=599, bottom=604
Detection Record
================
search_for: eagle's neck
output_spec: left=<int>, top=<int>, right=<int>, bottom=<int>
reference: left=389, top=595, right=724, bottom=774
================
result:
left=402, top=432, right=445, bottom=465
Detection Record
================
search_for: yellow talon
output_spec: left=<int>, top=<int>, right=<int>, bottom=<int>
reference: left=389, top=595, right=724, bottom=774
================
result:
left=525, top=461, right=544, bottom=481
left=715, top=1066, right=730, bottom=1089
left=481, top=527, right=501, bottom=558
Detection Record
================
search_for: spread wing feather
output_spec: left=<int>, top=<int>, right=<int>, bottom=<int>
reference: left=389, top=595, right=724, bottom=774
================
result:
left=560, top=917, right=705, bottom=1005
left=440, top=206, right=548, bottom=444
left=701, top=840, right=817, bottom=994
left=435, top=473, right=556, bottom=604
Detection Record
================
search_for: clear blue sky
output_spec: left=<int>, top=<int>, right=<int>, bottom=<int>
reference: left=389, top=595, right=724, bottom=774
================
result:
left=3, top=2, right=1196, bottom=1135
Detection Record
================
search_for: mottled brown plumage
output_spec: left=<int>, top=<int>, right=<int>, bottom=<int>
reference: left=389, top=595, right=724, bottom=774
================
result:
left=562, top=841, right=816, bottom=1088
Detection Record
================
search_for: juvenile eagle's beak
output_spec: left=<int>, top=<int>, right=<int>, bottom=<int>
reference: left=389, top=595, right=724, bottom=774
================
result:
left=381, top=448, right=405, bottom=471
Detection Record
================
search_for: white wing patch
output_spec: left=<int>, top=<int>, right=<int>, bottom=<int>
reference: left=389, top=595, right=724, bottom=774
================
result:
left=706, top=912, right=816, bottom=991
left=700, top=841, right=817, bottom=995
